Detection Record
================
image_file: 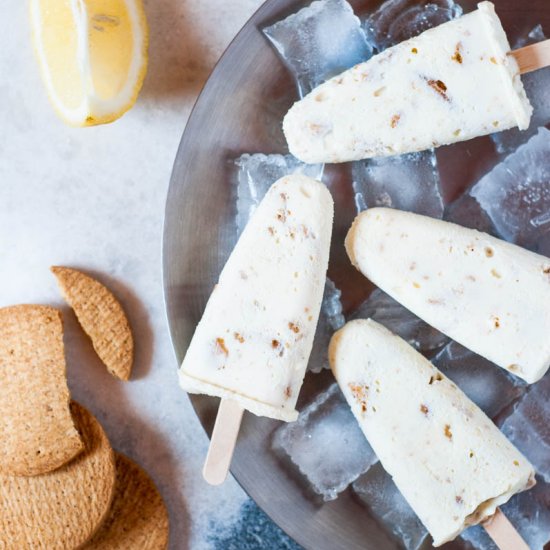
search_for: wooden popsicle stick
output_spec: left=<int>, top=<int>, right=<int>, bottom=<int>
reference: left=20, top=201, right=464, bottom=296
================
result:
left=511, top=38, right=550, bottom=74
left=483, top=508, right=530, bottom=550
left=202, top=398, right=244, bottom=485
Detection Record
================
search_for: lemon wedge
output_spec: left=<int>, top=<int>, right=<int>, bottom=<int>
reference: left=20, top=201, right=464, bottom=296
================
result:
left=30, top=0, right=148, bottom=126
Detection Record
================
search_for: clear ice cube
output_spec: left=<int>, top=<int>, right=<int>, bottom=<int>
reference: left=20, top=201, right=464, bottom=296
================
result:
left=432, top=341, right=526, bottom=419
left=234, top=153, right=323, bottom=236
left=273, top=383, right=378, bottom=500
left=349, top=288, right=448, bottom=352
left=461, top=476, right=550, bottom=550
left=444, top=193, right=498, bottom=235
left=492, top=26, right=550, bottom=155
left=263, top=0, right=373, bottom=97
left=502, top=476, right=550, bottom=550
left=353, top=462, right=428, bottom=550
left=537, top=231, right=550, bottom=258
left=308, top=278, right=346, bottom=373
left=470, top=127, right=550, bottom=249
left=500, top=374, right=550, bottom=483
left=363, top=0, right=463, bottom=52
left=352, top=150, right=444, bottom=219
left=460, top=524, right=497, bottom=550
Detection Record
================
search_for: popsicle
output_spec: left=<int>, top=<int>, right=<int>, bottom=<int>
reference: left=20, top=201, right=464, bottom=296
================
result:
left=283, top=1, right=539, bottom=163
left=345, top=208, right=550, bottom=384
left=329, top=319, right=535, bottom=546
left=179, top=175, right=333, bottom=482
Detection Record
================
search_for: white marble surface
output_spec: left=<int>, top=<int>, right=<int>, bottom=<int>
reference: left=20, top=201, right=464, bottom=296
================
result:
left=0, top=0, right=270, bottom=548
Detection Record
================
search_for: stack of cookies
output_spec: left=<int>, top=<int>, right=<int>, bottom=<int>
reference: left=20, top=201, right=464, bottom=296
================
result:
left=0, top=268, right=169, bottom=549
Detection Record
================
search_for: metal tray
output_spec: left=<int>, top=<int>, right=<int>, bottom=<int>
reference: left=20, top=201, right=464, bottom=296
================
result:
left=163, top=1, right=549, bottom=548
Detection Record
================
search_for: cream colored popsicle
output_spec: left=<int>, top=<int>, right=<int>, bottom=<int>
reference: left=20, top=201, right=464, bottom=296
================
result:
left=346, top=208, right=550, bottom=384
left=283, top=1, right=532, bottom=163
left=329, top=319, right=535, bottom=546
left=179, top=175, right=333, bottom=421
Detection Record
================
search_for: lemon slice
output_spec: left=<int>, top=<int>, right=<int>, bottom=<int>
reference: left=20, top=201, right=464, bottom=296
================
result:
left=30, top=0, right=148, bottom=126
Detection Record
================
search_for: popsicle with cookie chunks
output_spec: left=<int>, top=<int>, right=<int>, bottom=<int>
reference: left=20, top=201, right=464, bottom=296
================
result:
left=329, top=319, right=535, bottom=547
left=283, top=1, right=539, bottom=163
left=179, top=175, right=333, bottom=483
left=345, top=208, right=550, bottom=384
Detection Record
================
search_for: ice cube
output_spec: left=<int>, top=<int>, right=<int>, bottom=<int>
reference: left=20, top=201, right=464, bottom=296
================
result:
left=432, top=341, right=526, bottom=419
left=537, top=231, right=550, bottom=258
left=308, top=278, right=346, bottom=373
left=492, top=26, right=550, bottom=155
left=444, top=193, right=498, bottom=235
left=353, top=462, right=428, bottom=550
left=234, top=153, right=323, bottom=235
left=363, top=0, right=463, bottom=52
left=470, top=127, right=550, bottom=249
left=501, top=476, right=550, bottom=550
left=273, top=383, right=378, bottom=500
left=263, top=0, right=373, bottom=97
left=460, top=523, right=497, bottom=550
left=461, top=476, right=550, bottom=550
left=352, top=150, right=444, bottom=219
left=321, top=278, right=346, bottom=329
left=349, top=288, right=448, bottom=352
left=500, top=374, right=550, bottom=483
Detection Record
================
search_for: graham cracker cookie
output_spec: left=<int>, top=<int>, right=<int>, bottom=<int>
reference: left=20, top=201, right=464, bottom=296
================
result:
left=0, top=304, right=84, bottom=476
left=51, top=266, right=134, bottom=381
left=83, top=453, right=169, bottom=549
left=0, top=401, right=116, bottom=549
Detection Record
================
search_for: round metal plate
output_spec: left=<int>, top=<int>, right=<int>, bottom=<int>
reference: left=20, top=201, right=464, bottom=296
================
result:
left=163, top=1, right=549, bottom=548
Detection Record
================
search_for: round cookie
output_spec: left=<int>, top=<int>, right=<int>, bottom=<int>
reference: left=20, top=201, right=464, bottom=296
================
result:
left=83, top=453, right=169, bottom=550
left=0, top=401, right=116, bottom=549
left=0, top=304, right=84, bottom=476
